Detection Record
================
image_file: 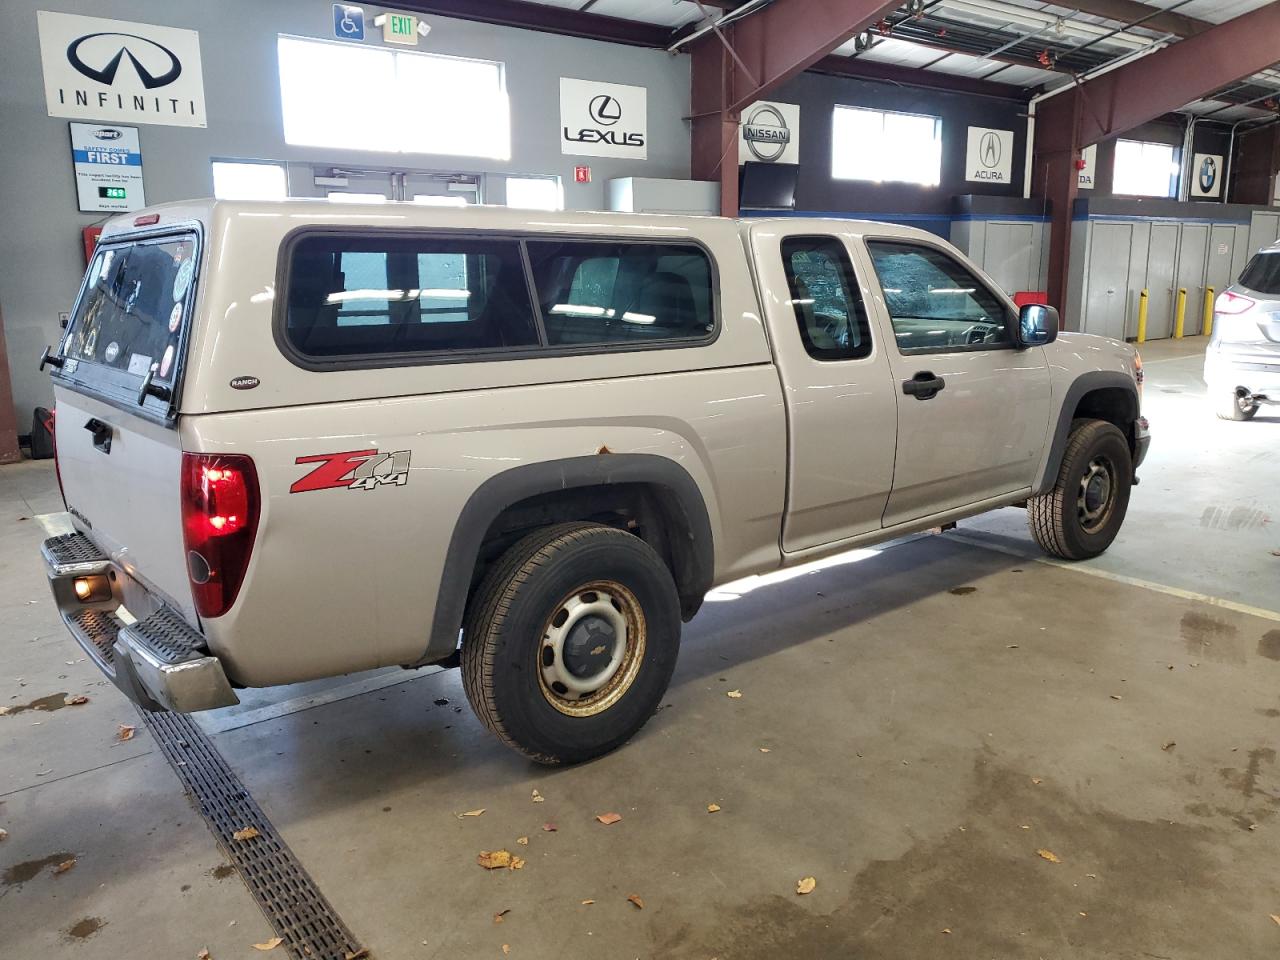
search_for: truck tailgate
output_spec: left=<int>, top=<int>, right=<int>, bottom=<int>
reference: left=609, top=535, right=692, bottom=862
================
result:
left=54, top=387, right=194, bottom=621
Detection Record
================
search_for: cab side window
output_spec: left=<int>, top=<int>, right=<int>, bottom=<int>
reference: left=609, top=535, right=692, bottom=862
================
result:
left=866, top=241, right=1013, bottom=353
left=781, top=236, right=873, bottom=361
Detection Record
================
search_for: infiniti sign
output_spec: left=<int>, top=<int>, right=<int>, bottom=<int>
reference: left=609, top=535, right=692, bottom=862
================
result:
left=38, top=11, right=207, bottom=128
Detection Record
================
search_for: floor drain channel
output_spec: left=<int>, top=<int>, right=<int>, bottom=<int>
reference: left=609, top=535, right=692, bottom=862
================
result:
left=144, top=710, right=365, bottom=960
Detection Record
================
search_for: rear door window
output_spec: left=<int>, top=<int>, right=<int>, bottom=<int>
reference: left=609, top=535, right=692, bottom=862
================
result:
left=526, top=241, right=716, bottom=346
left=58, top=232, right=199, bottom=414
left=780, top=236, right=873, bottom=360
left=284, top=234, right=540, bottom=360
left=1239, top=252, right=1280, bottom=295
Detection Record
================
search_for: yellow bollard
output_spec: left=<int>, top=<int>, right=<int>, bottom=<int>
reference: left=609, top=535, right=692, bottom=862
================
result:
left=1174, top=288, right=1187, bottom=339
left=1136, top=289, right=1149, bottom=343
left=1203, top=286, right=1215, bottom=338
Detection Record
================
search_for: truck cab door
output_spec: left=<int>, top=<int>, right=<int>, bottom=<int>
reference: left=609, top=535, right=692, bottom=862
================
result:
left=749, top=225, right=898, bottom=553
left=857, top=237, right=1052, bottom=527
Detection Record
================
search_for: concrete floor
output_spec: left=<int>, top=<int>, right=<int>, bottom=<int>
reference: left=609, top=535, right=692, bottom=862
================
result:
left=2, top=334, right=1278, bottom=959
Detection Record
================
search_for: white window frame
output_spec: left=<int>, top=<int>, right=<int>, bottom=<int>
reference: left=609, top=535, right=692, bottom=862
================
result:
left=277, top=36, right=511, bottom=160
left=505, top=175, right=564, bottom=211
left=211, top=159, right=289, bottom=201
left=1112, top=139, right=1179, bottom=198
left=831, top=105, right=943, bottom=187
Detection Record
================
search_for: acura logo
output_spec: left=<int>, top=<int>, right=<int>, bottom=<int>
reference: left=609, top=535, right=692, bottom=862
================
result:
left=742, top=104, right=791, bottom=162
left=979, top=131, right=1002, bottom=168
left=588, top=94, right=621, bottom=126
left=1199, top=156, right=1217, bottom=192
left=66, top=32, right=182, bottom=89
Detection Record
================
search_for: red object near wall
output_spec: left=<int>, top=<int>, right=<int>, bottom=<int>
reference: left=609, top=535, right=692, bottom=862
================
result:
left=1013, top=291, right=1048, bottom=307
left=573, top=165, right=591, bottom=184
left=82, top=226, right=103, bottom=265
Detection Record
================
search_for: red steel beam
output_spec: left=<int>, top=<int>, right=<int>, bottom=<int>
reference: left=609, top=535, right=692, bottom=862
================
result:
left=811, top=54, right=1030, bottom=102
left=395, top=0, right=675, bottom=48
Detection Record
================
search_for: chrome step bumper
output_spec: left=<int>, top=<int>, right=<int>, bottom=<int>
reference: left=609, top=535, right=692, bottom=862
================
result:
left=42, top=529, right=239, bottom=713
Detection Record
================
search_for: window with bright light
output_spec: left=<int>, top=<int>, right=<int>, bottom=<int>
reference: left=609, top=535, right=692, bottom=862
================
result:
left=212, top=160, right=288, bottom=200
left=1113, top=139, right=1179, bottom=198
left=832, top=106, right=942, bottom=186
left=277, top=36, right=510, bottom=159
left=506, top=176, right=563, bottom=211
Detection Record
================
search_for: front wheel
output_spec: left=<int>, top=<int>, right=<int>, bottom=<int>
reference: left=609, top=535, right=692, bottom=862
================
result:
left=1028, top=419, right=1133, bottom=561
left=461, top=522, right=681, bottom=764
left=1215, top=386, right=1259, bottom=421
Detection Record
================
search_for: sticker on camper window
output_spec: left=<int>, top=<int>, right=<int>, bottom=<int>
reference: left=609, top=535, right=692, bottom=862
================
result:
left=172, top=258, right=195, bottom=301
left=97, top=250, right=114, bottom=283
left=127, top=353, right=153, bottom=376
left=159, top=344, right=175, bottom=379
left=169, top=302, right=183, bottom=333
left=103, top=341, right=120, bottom=364
left=290, top=448, right=412, bottom=494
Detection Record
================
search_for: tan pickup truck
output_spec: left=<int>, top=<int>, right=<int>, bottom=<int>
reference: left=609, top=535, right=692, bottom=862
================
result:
left=38, top=200, right=1149, bottom=763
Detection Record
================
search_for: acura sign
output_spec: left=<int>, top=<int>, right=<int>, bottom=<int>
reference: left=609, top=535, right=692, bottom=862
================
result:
left=964, top=126, right=1014, bottom=184
left=560, top=78, right=646, bottom=160
left=738, top=101, right=800, bottom=165
left=38, top=12, right=207, bottom=127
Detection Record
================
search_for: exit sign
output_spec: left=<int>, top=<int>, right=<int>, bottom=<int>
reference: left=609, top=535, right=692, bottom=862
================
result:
left=384, top=12, right=419, bottom=44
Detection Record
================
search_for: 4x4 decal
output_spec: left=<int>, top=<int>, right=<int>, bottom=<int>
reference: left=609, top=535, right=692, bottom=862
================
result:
left=290, top=448, right=411, bottom=494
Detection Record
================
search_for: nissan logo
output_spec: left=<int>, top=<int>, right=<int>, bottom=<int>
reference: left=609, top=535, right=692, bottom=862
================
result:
left=66, top=32, right=182, bottom=90
left=979, top=131, right=1002, bottom=168
left=742, top=104, right=791, bottom=162
left=588, top=94, right=622, bottom=127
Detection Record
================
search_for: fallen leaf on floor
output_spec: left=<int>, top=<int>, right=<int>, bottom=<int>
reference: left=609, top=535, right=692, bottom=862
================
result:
left=1270, top=914, right=1280, bottom=926
left=942, top=928, right=952, bottom=935
left=344, top=950, right=370, bottom=960
left=1037, top=849, right=1062, bottom=864
left=116, top=724, right=135, bottom=742
left=796, top=877, right=816, bottom=895
left=726, top=690, right=743, bottom=699
left=501, top=945, right=510, bottom=956
left=1162, top=741, right=1176, bottom=751
left=65, top=695, right=89, bottom=706
left=627, top=894, right=645, bottom=910
left=707, top=804, right=721, bottom=813
left=494, top=909, right=510, bottom=924
left=1085, top=873, right=1097, bottom=879
left=1020, top=824, right=1030, bottom=830
left=232, top=827, right=261, bottom=842
left=516, top=836, right=529, bottom=845
left=252, top=938, right=283, bottom=951
left=198, top=950, right=211, bottom=959
left=759, top=747, right=771, bottom=753
left=1007, top=644, right=1019, bottom=649
left=541, top=823, right=557, bottom=832
left=531, top=789, right=544, bottom=803
left=596, top=812, right=622, bottom=825
left=1079, top=912, right=1088, bottom=917
left=581, top=900, right=595, bottom=905
left=459, top=809, right=486, bottom=818
left=1110, top=695, right=1123, bottom=701
left=1031, top=778, right=1043, bottom=785
left=511, top=855, right=526, bottom=870
left=477, top=850, right=514, bottom=870
left=53, top=858, right=76, bottom=875
left=0, top=707, right=8, bottom=716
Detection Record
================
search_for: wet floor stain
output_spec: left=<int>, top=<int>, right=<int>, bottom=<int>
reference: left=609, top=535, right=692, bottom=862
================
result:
left=1258, top=630, right=1280, bottom=661
left=1179, top=611, right=1243, bottom=663
left=948, top=586, right=978, bottom=596
left=66, top=917, right=105, bottom=940
left=210, top=863, right=236, bottom=880
left=2, top=851, right=78, bottom=887
left=657, top=754, right=1238, bottom=960
left=0, top=693, right=72, bottom=716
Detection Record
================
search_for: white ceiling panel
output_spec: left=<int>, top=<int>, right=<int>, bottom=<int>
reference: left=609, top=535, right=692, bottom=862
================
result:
left=845, top=36, right=947, bottom=67
left=586, top=0, right=704, bottom=28
left=923, top=51, right=1009, bottom=78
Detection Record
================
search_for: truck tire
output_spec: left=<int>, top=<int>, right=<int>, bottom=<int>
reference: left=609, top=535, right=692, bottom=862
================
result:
left=461, top=522, right=681, bottom=764
left=1028, top=419, right=1132, bottom=561
left=1215, top=387, right=1258, bottom=421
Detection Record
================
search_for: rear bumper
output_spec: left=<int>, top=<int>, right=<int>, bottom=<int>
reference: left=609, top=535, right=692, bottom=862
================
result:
left=1204, top=349, right=1280, bottom=399
left=41, top=529, right=239, bottom=713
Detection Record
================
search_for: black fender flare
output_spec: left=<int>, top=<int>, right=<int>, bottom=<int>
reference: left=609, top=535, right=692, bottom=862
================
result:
left=420, top=454, right=714, bottom=664
left=1034, top=371, right=1139, bottom=495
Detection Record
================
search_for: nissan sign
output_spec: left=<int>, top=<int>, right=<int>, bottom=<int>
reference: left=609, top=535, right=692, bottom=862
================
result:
left=739, top=101, right=800, bottom=165
left=38, top=12, right=207, bottom=127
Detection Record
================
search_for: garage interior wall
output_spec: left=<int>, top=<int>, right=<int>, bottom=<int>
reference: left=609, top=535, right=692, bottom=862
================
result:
left=0, top=0, right=692, bottom=418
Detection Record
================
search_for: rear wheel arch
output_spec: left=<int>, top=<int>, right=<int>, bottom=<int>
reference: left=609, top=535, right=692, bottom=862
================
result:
left=419, top=454, right=714, bottom=664
left=1035, top=372, right=1140, bottom=495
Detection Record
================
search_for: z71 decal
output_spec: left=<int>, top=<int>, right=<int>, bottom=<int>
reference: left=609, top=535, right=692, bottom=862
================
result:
left=290, top=449, right=411, bottom=494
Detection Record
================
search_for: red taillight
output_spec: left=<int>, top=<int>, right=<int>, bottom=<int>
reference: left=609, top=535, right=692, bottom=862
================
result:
left=1215, top=291, right=1256, bottom=315
left=181, top=453, right=260, bottom=618
left=49, top=408, right=66, bottom=507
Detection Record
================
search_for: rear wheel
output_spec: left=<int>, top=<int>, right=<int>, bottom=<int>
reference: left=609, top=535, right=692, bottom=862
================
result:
left=1215, top=386, right=1259, bottom=421
left=1028, top=419, right=1132, bottom=561
left=461, top=522, right=681, bottom=764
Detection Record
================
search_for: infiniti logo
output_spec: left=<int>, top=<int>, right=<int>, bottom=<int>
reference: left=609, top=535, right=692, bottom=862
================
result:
left=66, top=32, right=182, bottom=89
left=588, top=94, right=621, bottom=126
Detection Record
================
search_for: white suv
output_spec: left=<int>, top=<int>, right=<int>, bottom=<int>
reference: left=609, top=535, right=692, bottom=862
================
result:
left=1206, top=240, right=1280, bottom=420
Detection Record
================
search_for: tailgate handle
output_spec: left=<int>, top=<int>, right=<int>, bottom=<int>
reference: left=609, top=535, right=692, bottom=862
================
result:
left=84, top=418, right=112, bottom=455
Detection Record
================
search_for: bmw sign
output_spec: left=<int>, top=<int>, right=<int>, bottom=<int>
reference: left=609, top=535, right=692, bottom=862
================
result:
left=1190, top=152, right=1224, bottom=198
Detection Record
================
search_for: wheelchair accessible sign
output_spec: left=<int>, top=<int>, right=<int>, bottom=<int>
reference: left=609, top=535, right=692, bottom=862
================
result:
left=69, top=121, right=145, bottom=212
left=333, top=4, right=365, bottom=41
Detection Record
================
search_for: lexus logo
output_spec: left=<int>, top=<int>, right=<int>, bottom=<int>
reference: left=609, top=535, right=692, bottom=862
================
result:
left=588, top=94, right=621, bottom=126
left=979, top=131, right=1002, bottom=168
left=1199, top=156, right=1217, bottom=192
left=742, top=104, right=791, bottom=162
left=66, top=32, right=182, bottom=89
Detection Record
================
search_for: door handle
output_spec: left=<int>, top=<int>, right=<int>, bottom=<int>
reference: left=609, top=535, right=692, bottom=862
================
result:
left=902, top=371, right=945, bottom=400
left=84, top=417, right=112, bottom=454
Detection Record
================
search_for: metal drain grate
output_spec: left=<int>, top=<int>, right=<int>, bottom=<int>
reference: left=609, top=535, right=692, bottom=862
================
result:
left=145, top=710, right=365, bottom=960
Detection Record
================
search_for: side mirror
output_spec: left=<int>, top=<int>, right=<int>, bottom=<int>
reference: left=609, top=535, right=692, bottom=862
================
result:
left=1017, top=303, right=1059, bottom=347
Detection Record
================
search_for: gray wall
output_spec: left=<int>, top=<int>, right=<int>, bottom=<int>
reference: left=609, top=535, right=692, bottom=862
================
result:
left=0, top=1, right=692, bottom=417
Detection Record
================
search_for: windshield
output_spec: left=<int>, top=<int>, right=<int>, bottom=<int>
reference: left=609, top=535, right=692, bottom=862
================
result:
left=59, top=232, right=198, bottom=411
left=1238, top=251, right=1280, bottom=296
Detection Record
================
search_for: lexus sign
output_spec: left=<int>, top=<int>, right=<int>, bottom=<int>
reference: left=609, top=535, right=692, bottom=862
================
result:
left=38, top=12, right=207, bottom=127
left=560, top=78, right=647, bottom=160
left=738, top=101, right=799, bottom=165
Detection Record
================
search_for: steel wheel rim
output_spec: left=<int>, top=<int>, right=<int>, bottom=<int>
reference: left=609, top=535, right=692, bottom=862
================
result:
left=1077, top=455, right=1116, bottom=534
left=537, top=580, right=646, bottom=718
